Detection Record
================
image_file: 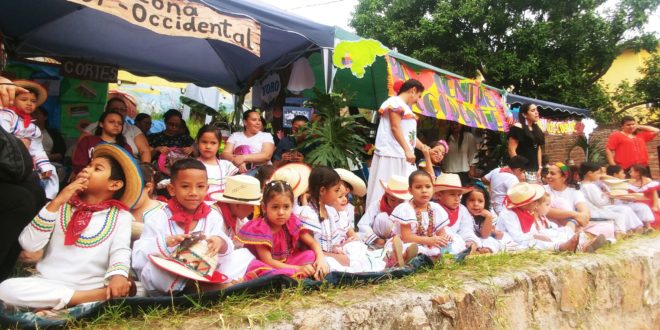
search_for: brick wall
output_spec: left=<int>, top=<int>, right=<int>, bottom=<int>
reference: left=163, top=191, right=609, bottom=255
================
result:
left=543, top=125, right=660, bottom=178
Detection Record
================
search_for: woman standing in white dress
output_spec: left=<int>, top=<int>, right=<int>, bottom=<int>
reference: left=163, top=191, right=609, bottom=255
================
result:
left=366, top=79, right=430, bottom=208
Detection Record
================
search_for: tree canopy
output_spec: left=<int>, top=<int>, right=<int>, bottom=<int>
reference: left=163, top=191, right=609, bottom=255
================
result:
left=351, top=0, right=659, bottom=123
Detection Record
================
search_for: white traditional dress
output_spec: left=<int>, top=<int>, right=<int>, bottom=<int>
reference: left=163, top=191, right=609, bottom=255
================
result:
left=357, top=201, right=395, bottom=245
left=389, top=202, right=466, bottom=257
left=366, top=96, right=418, bottom=207
left=132, top=205, right=234, bottom=296
left=297, top=204, right=386, bottom=272
left=0, top=203, right=132, bottom=309
left=581, top=182, right=643, bottom=232
left=496, top=208, right=576, bottom=251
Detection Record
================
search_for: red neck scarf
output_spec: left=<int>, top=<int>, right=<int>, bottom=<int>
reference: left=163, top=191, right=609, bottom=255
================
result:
left=499, top=167, right=514, bottom=174
left=217, top=202, right=237, bottom=231
left=379, top=195, right=394, bottom=215
left=441, top=204, right=460, bottom=226
left=65, top=194, right=128, bottom=245
left=511, top=207, right=535, bottom=233
left=167, top=198, right=211, bottom=233
left=8, top=106, right=32, bottom=129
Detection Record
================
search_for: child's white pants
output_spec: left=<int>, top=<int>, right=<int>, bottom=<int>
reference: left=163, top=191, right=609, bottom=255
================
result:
left=0, top=277, right=77, bottom=310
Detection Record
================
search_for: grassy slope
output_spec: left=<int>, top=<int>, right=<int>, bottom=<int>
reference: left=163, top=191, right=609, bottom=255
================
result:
left=72, top=232, right=659, bottom=329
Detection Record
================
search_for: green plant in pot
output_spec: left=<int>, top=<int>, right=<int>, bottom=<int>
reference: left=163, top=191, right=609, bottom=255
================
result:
left=295, top=88, right=368, bottom=168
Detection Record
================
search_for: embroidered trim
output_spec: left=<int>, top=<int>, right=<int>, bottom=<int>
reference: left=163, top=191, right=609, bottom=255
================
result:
left=106, top=262, right=129, bottom=275
left=60, top=204, right=119, bottom=248
left=30, top=212, right=55, bottom=232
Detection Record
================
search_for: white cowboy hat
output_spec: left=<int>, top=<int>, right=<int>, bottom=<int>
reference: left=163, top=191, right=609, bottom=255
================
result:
left=379, top=175, right=412, bottom=200
left=270, top=162, right=312, bottom=198
left=433, top=173, right=473, bottom=194
left=505, top=182, right=546, bottom=209
left=148, top=240, right=227, bottom=283
left=209, top=175, right=262, bottom=206
left=334, top=168, right=367, bottom=197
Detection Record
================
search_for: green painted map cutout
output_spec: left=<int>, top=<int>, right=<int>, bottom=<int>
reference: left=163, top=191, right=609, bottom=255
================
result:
left=333, top=39, right=389, bottom=78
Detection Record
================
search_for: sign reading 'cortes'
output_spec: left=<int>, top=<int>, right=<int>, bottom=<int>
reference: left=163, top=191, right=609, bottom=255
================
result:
left=69, top=0, right=261, bottom=56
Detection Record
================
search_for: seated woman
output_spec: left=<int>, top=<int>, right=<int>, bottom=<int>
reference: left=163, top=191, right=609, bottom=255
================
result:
left=544, top=163, right=616, bottom=242
left=148, top=109, right=194, bottom=161
left=221, top=110, right=274, bottom=174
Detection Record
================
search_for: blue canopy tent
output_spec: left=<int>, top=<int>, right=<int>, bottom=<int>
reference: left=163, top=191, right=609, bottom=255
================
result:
left=505, top=93, right=590, bottom=118
left=0, top=0, right=335, bottom=95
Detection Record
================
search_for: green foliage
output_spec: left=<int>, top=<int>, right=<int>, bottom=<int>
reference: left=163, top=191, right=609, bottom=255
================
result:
left=474, top=130, right=509, bottom=175
left=568, top=135, right=606, bottom=163
left=351, top=0, right=659, bottom=123
left=295, top=89, right=368, bottom=168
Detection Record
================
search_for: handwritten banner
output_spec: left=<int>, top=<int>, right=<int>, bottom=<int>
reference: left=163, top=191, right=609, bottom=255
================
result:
left=537, top=118, right=580, bottom=135
left=69, top=0, right=261, bottom=56
left=386, top=56, right=509, bottom=132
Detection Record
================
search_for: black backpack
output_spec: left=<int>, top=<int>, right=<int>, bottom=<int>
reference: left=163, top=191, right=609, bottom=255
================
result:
left=0, top=125, right=34, bottom=183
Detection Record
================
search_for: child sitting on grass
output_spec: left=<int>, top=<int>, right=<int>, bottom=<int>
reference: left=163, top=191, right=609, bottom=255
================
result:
left=298, top=167, right=388, bottom=272
left=132, top=158, right=235, bottom=295
left=390, top=170, right=465, bottom=261
left=433, top=173, right=485, bottom=253
left=0, top=144, right=139, bottom=310
left=579, top=162, right=643, bottom=238
left=357, top=175, right=408, bottom=249
left=236, top=180, right=328, bottom=280
left=461, top=182, right=514, bottom=253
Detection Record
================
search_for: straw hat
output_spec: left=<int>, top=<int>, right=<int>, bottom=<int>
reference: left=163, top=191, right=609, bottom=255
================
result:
left=433, top=173, right=473, bottom=194
left=92, top=143, right=143, bottom=209
left=505, top=182, right=545, bottom=209
left=334, top=168, right=366, bottom=197
left=270, top=162, right=312, bottom=198
left=13, top=80, right=48, bottom=106
left=209, top=175, right=262, bottom=206
left=604, top=179, right=647, bottom=201
left=379, top=175, right=412, bottom=200
left=148, top=239, right=228, bottom=283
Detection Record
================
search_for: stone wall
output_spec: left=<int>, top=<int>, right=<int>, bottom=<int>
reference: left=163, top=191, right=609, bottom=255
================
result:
left=272, top=237, right=660, bottom=330
left=544, top=125, right=660, bottom=178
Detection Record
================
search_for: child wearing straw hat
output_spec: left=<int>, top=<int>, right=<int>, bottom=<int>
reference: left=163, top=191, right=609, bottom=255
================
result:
left=0, top=143, right=142, bottom=309
left=496, top=182, right=606, bottom=252
left=389, top=170, right=466, bottom=260
left=433, top=173, right=485, bottom=253
left=132, top=159, right=236, bottom=295
left=333, top=168, right=367, bottom=227
left=0, top=80, right=57, bottom=196
left=605, top=165, right=656, bottom=229
left=357, top=175, right=409, bottom=249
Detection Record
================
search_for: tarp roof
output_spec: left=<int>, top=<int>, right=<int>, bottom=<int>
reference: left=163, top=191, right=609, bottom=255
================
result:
left=0, top=0, right=335, bottom=94
left=506, top=93, right=590, bottom=118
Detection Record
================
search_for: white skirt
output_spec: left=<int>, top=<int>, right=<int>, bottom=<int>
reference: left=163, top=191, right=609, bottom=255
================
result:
left=366, top=154, right=416, bottom=208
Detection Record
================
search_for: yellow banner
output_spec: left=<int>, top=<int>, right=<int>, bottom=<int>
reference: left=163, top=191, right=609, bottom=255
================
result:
left=69, top=0, right=261, bottom=56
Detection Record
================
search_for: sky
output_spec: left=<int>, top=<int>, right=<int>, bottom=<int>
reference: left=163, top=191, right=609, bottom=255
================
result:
left=268, top=0, right=659, bottom=35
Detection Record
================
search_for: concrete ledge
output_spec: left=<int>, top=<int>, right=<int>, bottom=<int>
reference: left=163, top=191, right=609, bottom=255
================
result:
left=271, top=236, right=660, bottom=330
